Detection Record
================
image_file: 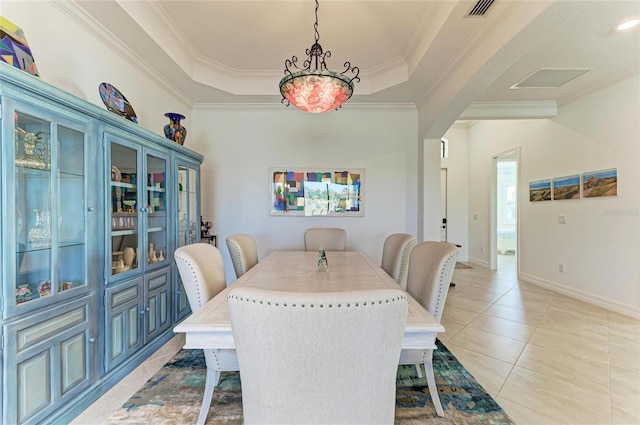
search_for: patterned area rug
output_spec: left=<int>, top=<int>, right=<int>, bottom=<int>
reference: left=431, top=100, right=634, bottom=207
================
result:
left=106, top=340, right=513, bottom=424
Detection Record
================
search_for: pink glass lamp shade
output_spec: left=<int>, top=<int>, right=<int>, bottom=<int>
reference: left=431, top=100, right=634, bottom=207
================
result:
left=279, top=71, right=354, bottom=113
left=279, top=0, right=359, bottom=113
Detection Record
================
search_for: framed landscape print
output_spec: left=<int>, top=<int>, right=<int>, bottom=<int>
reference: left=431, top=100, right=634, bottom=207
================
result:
left=269, top=168, right=364, bottom=216
left=582, top=168, right=618, bottom=198
left=553, top=174, right=581, bottom=200
left=529, top=179, right=552, bottom=202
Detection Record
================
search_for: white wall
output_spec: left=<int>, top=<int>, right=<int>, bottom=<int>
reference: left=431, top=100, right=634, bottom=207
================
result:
left=2, top=2, right=190, bottom=134
left=441, top=125, right=470, bottom=261
left=189, top=105, right=419, bottom=283
left=467, top=73, right=640, bottom=316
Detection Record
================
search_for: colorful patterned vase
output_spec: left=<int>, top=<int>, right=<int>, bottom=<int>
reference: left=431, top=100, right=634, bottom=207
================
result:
left=163, top=113, right=187, bottom=145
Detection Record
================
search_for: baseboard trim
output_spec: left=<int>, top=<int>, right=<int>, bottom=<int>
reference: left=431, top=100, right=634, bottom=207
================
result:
left=468, top=257, right=490, bottom=268
left=519, top=272, right=640, bottom=320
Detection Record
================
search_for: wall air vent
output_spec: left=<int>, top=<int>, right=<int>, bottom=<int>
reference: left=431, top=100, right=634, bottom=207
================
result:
left=468, top=0, right=496, bottom=17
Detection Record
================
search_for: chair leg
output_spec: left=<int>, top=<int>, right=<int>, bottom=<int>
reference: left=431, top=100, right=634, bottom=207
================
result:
left=424, top=360, right=444, bottom=417
left=414, top=363, right=423, bottom=378
left=196, top=367, right=220, bottom=425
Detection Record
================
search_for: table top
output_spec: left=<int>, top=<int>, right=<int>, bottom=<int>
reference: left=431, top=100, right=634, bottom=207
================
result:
left=174, top=251, right=444, bottom=349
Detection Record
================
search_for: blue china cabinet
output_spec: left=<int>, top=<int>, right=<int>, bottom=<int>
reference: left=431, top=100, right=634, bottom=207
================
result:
left=0, top=63, right=203, bottom=424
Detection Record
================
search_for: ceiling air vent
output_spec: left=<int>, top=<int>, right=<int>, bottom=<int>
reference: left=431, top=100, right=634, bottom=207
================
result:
left=468, top=0, right=496, bottom=17
left=510, top=68, right=590, bottom=89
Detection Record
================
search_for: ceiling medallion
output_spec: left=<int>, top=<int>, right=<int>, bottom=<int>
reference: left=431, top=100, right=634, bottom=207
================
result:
left=279, top=0, right=360, bottom=113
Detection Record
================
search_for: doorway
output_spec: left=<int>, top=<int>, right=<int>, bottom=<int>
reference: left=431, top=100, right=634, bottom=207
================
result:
left=440, top=168, right=448, bottom=242
left=490, top=149, right=519, bottom=271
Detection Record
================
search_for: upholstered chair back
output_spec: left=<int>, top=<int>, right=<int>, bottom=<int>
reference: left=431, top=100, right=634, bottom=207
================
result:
left=226, top=234, right=259, bottom=278
left=174, top=242, right=237, bottom=425
left=304, top=227, right=347, bottom=251
left=228, top=287, right=408, bottom=425
left=381, top=233, right=417, bottom=289
left=174, top=243, right=227, bottom=312
left=405, top=241, right=459, bottom=321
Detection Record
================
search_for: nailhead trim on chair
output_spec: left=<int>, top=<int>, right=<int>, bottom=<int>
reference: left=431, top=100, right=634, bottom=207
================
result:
left=175, top=256, right=204, bottom=308
left=228, top=241, right=245, bottom=275
left=228, top=294, right=408, bottom=306
left=433, top=252, right=459, bottom=320
left=397, top=239, right=416, bottom=285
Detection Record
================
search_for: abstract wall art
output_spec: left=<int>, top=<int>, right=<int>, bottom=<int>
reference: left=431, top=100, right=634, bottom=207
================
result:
left=270, top=168, right=364, bottom=216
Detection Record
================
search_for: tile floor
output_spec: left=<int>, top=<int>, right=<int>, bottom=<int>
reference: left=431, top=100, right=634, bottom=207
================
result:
left=71, top=255, right=640, bottom=425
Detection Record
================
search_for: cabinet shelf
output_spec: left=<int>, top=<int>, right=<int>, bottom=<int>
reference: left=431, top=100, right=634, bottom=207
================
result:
left=18, top=241, right=86, bottom=254
left=111, top=229, right=135, bottom=236
left=111, top=181, right=136, bottom=189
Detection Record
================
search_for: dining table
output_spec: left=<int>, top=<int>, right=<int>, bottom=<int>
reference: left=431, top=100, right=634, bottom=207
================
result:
left=174, top=250, right=444, bottom=349
left=172, top=250, right=445, bottom=420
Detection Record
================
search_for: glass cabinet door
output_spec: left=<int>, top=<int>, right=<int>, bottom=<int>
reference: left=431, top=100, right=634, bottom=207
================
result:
left=174, top=159, right=200, bottom=322
left=13, top=110, right=88, bottom=308
left=177, top=163, right=199, bottom=247
left=145, top=152, right=168, bottom=266
left=109, top=140, right=169, bottom=279
left=110, top=143, right=140, bottom=277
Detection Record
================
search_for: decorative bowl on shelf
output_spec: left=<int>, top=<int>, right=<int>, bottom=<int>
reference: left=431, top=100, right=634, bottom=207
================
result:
left=37, top=280, right=52, bottom=297
left=15, top=285, right=33, bottom=304
left=59, top=281, right=74, bottom=291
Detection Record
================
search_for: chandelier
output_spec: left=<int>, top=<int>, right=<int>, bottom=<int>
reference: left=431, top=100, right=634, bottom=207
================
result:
left=279, top=0, right=360, bottom=113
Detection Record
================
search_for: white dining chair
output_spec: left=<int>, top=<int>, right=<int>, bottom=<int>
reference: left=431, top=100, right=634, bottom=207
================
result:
left=174, top=243, right=239, bottom=425
left=398, top=241, right=458, bottom=417
left=228, top=287, right=408, bottom=425
left=304, top=227, right=347, bottom=251
left=225, top=233, right=259, bottom=278
left=381, top=233, right=417, bottom=289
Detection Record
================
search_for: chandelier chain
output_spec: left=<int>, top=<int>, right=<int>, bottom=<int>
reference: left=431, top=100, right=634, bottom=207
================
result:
left=314, top=0, right=320, bottom=44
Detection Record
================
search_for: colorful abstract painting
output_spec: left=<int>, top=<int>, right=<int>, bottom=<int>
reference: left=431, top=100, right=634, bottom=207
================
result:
left=270, top=168, right=364, bottom=216
left=0, top=17, right=39, bottom=76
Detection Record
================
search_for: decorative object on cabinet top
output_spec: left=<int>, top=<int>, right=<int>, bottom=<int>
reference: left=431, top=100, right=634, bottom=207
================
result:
left=0, top=16, right=39, bottom=76
left=99, top=82, right=138, bottom=124
left=163, top=112, right=187, bottom=145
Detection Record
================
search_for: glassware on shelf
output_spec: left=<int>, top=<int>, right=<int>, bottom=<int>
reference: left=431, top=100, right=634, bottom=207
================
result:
left=28, top=209, right=51, bottom=247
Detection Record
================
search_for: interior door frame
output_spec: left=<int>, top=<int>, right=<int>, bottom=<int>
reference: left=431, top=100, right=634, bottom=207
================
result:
left=490, top=147, right=520, bottom=270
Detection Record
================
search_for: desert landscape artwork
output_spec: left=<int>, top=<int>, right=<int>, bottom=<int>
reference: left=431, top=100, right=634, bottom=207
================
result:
left=582, top=168, right=618, bottom=198
left=553, top=174, right=581, bottom=200
left=529, top=179, right=552, bottom=202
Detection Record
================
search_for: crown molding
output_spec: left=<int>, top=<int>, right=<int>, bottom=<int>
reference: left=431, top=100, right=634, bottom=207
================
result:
left=54, top=0, right=191, bottom=105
